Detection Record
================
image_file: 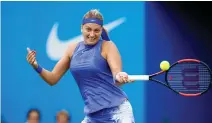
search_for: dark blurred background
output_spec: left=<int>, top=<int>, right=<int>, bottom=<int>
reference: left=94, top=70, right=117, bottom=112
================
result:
left=146, top=2, right=212, bottom=123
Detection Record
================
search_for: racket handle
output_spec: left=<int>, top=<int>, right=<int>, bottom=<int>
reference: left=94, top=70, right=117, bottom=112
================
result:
left=128, top=75, right=149, bottom=80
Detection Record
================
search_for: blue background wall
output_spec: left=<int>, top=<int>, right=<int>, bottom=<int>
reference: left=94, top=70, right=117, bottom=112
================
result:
left=2, top=1, right=212, bottom=123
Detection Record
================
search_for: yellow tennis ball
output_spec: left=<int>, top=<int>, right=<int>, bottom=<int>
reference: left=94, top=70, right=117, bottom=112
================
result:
left=160, top=61, right=170, bottom=71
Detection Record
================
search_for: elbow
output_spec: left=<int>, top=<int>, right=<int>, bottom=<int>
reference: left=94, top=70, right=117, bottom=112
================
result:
left=47, top=74, right=59, bottom=86
left=48, top=82, right=56, bottom=86
left=47, top=78, right=58, bottom=86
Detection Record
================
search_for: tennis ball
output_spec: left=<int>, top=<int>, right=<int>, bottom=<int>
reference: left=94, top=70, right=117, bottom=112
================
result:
left=160, top=61, right=170, bottom=71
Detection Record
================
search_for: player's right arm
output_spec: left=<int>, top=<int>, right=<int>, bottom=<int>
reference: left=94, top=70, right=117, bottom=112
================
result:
left=26, top=42, right=78, bottom=86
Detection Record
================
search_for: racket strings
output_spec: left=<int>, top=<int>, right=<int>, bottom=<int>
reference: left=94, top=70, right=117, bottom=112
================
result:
left=167, top=62, right=211, bottom=94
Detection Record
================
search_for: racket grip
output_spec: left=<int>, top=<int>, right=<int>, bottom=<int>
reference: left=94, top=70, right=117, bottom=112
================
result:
left=128, top=75, right=149, bottom=80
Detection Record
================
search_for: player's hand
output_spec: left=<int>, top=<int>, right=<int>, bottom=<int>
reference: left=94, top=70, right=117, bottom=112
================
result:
left=115, top=72, right=135, bottom=84
left=26, top=47, right=38, bottom=68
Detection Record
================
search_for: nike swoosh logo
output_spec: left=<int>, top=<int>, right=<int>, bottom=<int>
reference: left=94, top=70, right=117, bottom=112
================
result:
left=46, top=17, right=126, bottom=61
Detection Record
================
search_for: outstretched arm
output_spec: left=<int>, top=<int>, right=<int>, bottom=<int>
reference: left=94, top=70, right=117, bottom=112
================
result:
left=104, top=41, right=134, bottom=85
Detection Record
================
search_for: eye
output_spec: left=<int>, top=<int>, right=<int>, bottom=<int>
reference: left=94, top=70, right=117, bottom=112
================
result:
left=94, top=29, right=100, bottom=33
left=86, top=28, right=91, bottom=32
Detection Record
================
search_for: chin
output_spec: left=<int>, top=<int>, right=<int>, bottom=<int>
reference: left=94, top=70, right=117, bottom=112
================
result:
left=85, top=40, right=98, bottom=45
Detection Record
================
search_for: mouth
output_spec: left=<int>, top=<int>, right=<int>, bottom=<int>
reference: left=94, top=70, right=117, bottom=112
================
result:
left=87, top=37, right=96, bottom=41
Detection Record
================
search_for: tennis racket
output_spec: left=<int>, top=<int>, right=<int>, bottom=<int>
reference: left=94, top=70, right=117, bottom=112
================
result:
left=128, top=59, right=212, bottom=96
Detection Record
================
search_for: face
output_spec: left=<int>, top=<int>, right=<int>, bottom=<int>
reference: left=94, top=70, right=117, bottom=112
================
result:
left=57, top=114, right=69, bottom=123
left=28, top=111, right=39, bottom=123
left=81, top=23, right=102, bottom=45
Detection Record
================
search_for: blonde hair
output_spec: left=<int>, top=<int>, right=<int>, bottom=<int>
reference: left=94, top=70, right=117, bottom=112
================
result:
left=83, top=9, right=104, bottom=20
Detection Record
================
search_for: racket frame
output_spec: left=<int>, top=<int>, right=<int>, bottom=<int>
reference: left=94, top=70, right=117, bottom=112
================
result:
left=164, top=59, right=212, bottom=96
left=128, top=59, right=212, bottom=96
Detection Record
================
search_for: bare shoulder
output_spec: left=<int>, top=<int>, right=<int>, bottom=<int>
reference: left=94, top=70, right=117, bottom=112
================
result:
left=66, top=41, right=81, bottom=58
left=102, top=40, right=119, bottom=59
left=102, top=40, right=117, bottom=51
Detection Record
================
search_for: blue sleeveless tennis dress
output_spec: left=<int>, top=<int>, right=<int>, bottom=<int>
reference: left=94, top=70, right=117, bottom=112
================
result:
left=70, top=40, right=135, bottom=123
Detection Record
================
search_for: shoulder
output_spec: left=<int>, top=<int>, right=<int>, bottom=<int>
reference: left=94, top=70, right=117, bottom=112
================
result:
left=101, top=40, right=120, bottom=59
left=102, top=40, right=117, bottom=49
left=102, top=40, right=118, bottom=52
left=68, top=41, right=81, bottom=50
left=66, top=41, right=82, bottom=58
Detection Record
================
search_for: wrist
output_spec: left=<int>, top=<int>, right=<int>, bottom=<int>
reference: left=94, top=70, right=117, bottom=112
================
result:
left=113, top=72, right=120, bottom=82
left=34, top=64, right=43, bottom=74
left=32, top=63, right=38, bottom=69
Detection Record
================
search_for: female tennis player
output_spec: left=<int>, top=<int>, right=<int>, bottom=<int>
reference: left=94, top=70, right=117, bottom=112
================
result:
left=26, top=9, right=135, bottom=123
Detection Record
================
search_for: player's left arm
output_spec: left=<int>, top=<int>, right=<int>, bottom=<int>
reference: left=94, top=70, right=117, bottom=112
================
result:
left=103, top=41, right=132, bottom=85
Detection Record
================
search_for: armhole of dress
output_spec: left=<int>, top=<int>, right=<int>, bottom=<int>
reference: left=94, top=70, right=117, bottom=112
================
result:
left=70, top=41, right=82, bottom=59
left=98, top=40, right=107, bottom=61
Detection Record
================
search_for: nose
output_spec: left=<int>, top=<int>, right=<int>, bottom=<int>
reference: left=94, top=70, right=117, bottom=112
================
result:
left=89, top=31, right=95, bottom=37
